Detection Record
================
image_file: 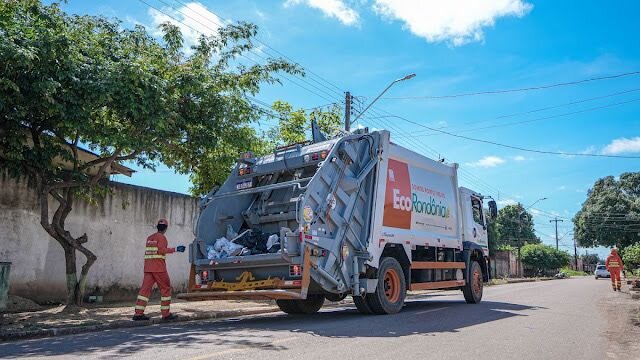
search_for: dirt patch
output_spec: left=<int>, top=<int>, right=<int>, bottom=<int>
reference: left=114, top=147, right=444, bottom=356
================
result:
left=602, top=283, right=640, bottom=358
left=2, top=295, right=44, bottom=313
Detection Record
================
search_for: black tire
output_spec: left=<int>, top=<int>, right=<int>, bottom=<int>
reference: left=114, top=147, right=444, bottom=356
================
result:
left=595, top=276, right=598, bottom=280
left=353, top=295, right=373, bottom=314
left=276, top=295, right=325, bottom=315
left=276, top=299, right=302, bottom=314
left=366, top=257, right=406, bottom=315
left=463, top=261, right=483, bottom=304
left=325, top=292, right=347, bottom=302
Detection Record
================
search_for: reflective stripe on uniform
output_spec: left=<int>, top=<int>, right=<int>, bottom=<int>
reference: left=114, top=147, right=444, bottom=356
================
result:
left=609, top=261, right=620, bottom=267
left=144, top=255, right=166, bottom=259
left=135, top=305, right=146, bottom=311
left=160, top=305, right=170, bottom=310
left=137, top=295, right=149, bottom=302
left=145, top=247, right=158, bottom=251
left=160, top=296, right=171, bottom=301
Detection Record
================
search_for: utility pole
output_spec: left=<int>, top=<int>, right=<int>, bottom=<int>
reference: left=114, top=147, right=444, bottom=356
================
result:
left=573, top=237, right=578, bottom=270
left=550, top=217, right=564, bottom=250
left=344, top=91, right=351, bottom=132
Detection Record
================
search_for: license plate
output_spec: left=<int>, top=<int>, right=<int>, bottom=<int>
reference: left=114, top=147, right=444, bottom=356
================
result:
left=236, top=179, right=253, bottom=190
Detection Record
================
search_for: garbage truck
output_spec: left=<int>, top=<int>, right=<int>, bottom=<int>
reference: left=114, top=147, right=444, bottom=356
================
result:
left=178, top=126, right=497, bottom=315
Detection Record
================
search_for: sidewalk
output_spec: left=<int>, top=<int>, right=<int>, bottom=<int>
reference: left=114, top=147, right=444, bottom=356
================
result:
left=1, top=299, right=279, bottom=342
left=0, top=278, right=559, bottom=342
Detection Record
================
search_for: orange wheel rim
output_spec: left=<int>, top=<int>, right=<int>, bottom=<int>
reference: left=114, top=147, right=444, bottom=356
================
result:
left=383, top=269, right=401, bottom=303
left=472, top=269, right=482, bottom=296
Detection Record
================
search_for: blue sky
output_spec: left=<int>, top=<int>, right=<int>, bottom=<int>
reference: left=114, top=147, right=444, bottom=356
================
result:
left=59, top=1, right=639, bottom=258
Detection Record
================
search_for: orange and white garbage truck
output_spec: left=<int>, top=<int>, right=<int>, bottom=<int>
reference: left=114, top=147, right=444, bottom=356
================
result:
left=178, top=126, right=497, bottom=314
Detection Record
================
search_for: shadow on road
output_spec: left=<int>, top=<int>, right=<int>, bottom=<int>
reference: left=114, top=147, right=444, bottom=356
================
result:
left=0, top=299, right=544, bottom=358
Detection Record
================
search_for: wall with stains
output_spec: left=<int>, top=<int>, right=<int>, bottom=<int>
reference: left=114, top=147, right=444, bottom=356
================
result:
left=0, top=172, right=198, bottom=303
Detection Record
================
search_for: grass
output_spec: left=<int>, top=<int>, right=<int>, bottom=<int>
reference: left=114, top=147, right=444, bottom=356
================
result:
left=560, top=267, right=589, bottom=277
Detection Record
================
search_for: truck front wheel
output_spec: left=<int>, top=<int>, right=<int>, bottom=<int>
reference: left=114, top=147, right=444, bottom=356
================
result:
left=276, top=295, right=325, bottom=314
left=462, top=261, right=483, bottom=304
left=366, top=257, right=406, bottom=315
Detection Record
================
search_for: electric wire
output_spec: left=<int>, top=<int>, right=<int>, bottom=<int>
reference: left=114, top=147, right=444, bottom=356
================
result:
left=384, top=71, right=640, bottom=100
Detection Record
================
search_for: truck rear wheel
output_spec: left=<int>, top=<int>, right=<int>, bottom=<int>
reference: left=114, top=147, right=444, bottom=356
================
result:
left=353, top=295, right=373, bottom=314
left=462, top=261, right=483, bottom=304
left=276, top=295, right=325, bottom=314
left=366, top=257, right=406, bottom=315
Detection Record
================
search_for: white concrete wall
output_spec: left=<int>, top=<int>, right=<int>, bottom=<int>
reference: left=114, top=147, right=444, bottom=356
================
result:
left=0, top=172, right=198, bottom=302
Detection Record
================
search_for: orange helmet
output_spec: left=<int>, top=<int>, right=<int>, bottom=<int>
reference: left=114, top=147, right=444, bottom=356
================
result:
left=157, top=218, right=169, bottom=226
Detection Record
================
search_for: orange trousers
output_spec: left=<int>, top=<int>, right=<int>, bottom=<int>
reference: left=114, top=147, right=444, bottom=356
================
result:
left=134, top=272, right=172, bottom=317
left=610, top=269, right=621, bottom=290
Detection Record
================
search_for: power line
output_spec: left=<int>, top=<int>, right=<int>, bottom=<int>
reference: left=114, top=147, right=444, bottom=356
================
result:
left=139, top=0, right=345, bottom=106
left=373, top=114, right=640, bottom=159
left=167, top=0, right=346, bottom=99
left=383, top=70, right=640, bottom=100
left=393, top=96, right=640, bottom=139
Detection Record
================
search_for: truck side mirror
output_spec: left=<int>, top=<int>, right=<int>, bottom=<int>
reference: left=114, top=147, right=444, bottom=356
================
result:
left=488, top=200, right=497, bottom=220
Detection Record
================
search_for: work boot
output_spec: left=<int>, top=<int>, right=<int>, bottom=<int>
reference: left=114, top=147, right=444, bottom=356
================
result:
left=162, top=313, right=178, bottom=321
left=132, top=314, right=150, bottom=321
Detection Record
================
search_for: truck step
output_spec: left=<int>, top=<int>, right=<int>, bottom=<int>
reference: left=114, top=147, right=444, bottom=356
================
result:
left=177, top=289, right=305, bottom=301
left=409, top=280, right=465, bottom=291
left=410, top=261, right=466, bottom=270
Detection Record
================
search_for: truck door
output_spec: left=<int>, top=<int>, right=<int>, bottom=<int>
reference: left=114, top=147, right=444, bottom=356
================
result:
left=469, top=196, right=487, bottom=247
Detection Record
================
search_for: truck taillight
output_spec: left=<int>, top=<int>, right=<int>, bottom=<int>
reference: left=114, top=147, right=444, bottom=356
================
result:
left=202, top=271, right=208, bottom=279
left=239, top=168, right=245, bottom=176
left=311, top=152, right=319, bottom=161
left=320, top=150, right=327, bottom=159
left=245, top=167, right=251, bottom=175
left=290, top=265, right=302, bottom=277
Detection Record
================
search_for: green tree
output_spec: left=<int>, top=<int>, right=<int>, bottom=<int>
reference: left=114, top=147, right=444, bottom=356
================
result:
left=573, top=172, right=640, bottom=249
left=265, top=101, right=343, bottom=149
left=621, top=243, right=640, bottom=271
left=0, top=1, right=298, bottom=304
left=495, top=204, right=539, bottom=249
left=521, top=244, right=570, bottom=273
left=580, top=253, right=600, bottom=266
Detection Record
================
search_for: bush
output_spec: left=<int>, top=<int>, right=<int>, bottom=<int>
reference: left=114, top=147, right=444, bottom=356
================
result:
left=622, top=243, right=640, bottom=270
left=521, top=244, right=571, bottom=274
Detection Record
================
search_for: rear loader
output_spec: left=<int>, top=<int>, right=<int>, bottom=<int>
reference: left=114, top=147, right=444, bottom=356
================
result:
left=178, top=126, right=497, bottom=314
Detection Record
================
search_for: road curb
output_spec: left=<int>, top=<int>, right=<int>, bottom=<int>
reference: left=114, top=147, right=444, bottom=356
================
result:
left=0, top=307, right=280, bottom=342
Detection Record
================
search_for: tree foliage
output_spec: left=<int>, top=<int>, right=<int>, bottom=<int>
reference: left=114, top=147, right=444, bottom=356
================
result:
left=265, top=101, right=343, bottom=148
left=622, top=243, right=640, bottom=270
left=521, top=244, right=570, bottom=272
left=580, top=253, right=600, bottom=265
left=494, top=204, right=539, bottom=249
left=573, top=172, right=640, bottom=249
left=0, top=0, right=299, bottom=304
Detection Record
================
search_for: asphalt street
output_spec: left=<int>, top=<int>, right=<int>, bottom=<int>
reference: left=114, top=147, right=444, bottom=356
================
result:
left=1, top=277, right=636, bottom=360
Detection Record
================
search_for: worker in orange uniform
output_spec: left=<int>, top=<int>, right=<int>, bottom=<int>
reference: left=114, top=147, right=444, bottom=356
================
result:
left=133, top=219, right=186, bottom=321
left=605, top=248, right=624, bottom=292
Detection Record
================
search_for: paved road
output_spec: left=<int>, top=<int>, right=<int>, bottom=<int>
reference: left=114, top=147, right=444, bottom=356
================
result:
left=1, top=277, right=635, bottom=360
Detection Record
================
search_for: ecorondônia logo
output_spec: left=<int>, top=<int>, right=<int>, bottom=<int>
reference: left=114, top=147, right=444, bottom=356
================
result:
left=383, top=159, right=451, bottom=230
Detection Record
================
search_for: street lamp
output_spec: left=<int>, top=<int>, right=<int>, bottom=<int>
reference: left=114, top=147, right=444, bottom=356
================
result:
left=350, top=73, right=416, bottom=126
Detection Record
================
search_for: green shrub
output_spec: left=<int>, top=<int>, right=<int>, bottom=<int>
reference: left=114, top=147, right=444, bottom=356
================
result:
left=521, top=244, right=571, bottom=273
left=622, top=243, right=640, bottom=270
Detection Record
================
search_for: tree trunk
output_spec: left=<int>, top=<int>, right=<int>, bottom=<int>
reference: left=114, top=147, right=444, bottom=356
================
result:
left=39, top=180, right=97, bottom=306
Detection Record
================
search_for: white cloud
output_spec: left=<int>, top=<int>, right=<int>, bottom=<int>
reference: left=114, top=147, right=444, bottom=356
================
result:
left=497, top=199, right=517, bottom=206
left=285, top=0, right=359, bottom=26
left=602, top=137, right=640, bottom=155
left=466, top=156, right=506, bottom=168
left=372, top=0, right=533, bottom=46
left=557, top=185, right=567, bottom=191
left=512, top=155, right=526, bottom=161
left=148, top=2, right=223, bottom=50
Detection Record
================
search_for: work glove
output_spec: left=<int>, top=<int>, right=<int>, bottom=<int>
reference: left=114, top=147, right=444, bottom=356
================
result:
left=176, top=245, right=186, bottom=253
